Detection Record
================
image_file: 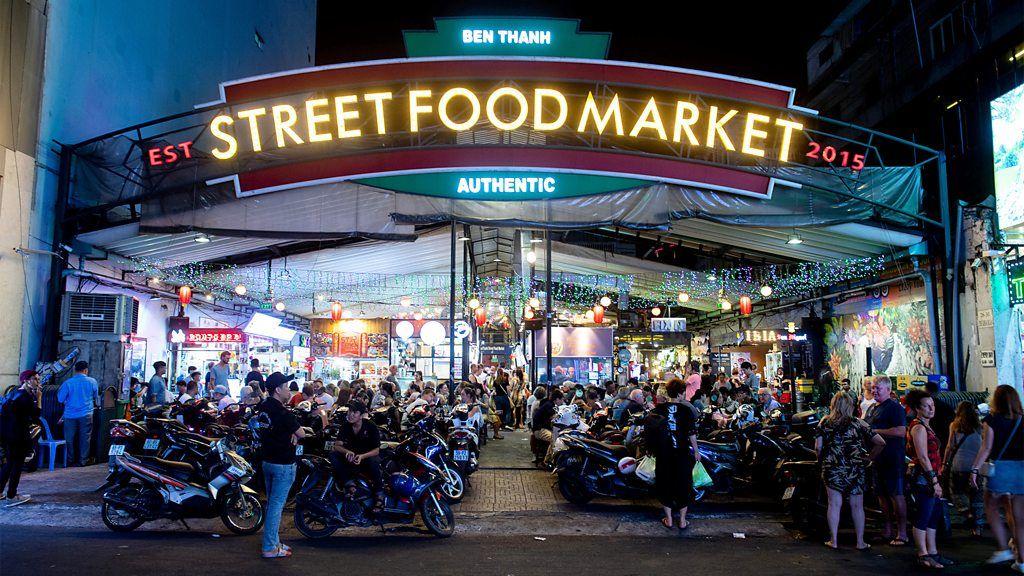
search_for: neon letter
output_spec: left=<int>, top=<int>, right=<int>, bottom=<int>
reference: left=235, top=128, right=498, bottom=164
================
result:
left=533, top=88, right=567, bottom=131
left=305, top=98, right=333, bottom=142
left=271, top=105, right=304, bottom=148
left=672, top=101, right=701, bottom=145
left=333, top=95, right=362, bottom=138
left=577, top=92, right=624, bottom=136
left=437, top=87, right=480, bottom=131
left=408, top=90, right=433, bottom=132
left=486, top=87, right=528, bottom=131
left=629, top=97, right=667, bottom=140
left=236, top=107, right=266, bottom=152
left=706, top=106, right=738, bottom=150
left=363, top=92, right=392, bottom=134
left=741, top=112, right=770, bottom=157
left=210, top=115, right=237, bottom=159
left=774, top=118, right=804, bottom=162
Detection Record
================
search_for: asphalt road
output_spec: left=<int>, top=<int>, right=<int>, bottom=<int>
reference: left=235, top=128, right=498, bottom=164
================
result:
left=0, top=525, right=1005, bottom=576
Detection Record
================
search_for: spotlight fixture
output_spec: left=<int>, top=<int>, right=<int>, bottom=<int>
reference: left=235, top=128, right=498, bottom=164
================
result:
left=204, top=293, right=214, bottom=301
left=274, top=301, right=286, bottom=312
left=526, top=251, right=537, bottom=264
left=650, top=306, right=662, bottom=317
left=720, top=300, right=732, bottom=311
left=677, top=292, right=690, bottom=303
left=599, top=295, right=612, bottom=307
left=234, top=284, right=247, bottom=296
left=786, top=232, right=803, bottom=245
left=193, top=233, right=211, bottom=243
left=468, top=297, right=480, bottom=310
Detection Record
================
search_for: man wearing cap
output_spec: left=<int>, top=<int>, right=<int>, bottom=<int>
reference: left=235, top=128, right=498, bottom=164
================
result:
left=329, top=399, right=383, bottom=505
left=58, top=361, right=100, bottom=466
left=212, top=385, right=232, bottom=411
left=257, top=372, right=305, bottom=559
left=1, top=371, right=42, bottom=505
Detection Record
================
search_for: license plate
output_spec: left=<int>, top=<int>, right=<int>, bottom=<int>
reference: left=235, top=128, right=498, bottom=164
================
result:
left=108, top=444, right=126, bottom=456
left=227, top=465, right=245, bottom=477
left=782, top=485, right=796, bottom=500
left=453, top=449, right=469, bottom=461
left=143, top=438, right=160, bottom=450
left=295, top=444, right=304, bottom=456
left=324, top=441, right=335, bottom=452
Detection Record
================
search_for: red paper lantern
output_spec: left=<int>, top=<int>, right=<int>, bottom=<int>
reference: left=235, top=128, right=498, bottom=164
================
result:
left=739, top=295, right=753, bottom=315
left=474, top=307, right=487, bottom=327
left=330, top=301, right=343, bottom=322
left=592, top=304, right=605, bottom=324
left=177, top=286, right=192, bottom=310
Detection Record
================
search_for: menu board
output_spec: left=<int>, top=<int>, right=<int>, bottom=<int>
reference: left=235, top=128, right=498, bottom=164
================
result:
left=336, top=334, right=362, bottom=357
left=362, top=333, right=388, bottom=358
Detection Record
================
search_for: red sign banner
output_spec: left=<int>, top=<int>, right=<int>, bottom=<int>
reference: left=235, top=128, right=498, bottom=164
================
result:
left=185, top=328, right=246, bottom=345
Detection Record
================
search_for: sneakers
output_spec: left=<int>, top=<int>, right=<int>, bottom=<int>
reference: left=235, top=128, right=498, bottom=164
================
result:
left=1010, top=562, right=1022, bottom=574
left=988, top=549, right=1015, bottom=564
left=4, top=494, right=31, bottom=507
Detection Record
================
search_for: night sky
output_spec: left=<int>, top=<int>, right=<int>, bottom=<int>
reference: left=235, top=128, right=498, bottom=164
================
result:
left=316, top=2, right=844, bottom=94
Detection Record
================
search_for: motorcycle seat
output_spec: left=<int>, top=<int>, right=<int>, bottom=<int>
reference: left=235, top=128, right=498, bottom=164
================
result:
left=578, top=437, right=629, bottom=459
left=137, top=455, right=197, bottom=477
left=698, top=440, right=739, bottom=453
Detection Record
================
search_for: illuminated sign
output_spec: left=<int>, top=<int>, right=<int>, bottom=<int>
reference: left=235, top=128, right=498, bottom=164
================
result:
left=146, top=141, right=193, bottom=167
left=651, top=317, right=687, bottom=333
left=1008, top=259, right=1024, bottom=306
left=355, top=171, right=647, bottom=200
left=734, top=329, right=806, bottom=344
left=404, top=17, right=610, bottom=59
left=184, top=328, right=246, bottom=345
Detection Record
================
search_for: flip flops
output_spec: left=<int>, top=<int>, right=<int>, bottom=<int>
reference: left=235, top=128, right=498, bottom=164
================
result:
left=660, top=517, right=673, bottom=529
left=261, top=546, right=292, bottom=559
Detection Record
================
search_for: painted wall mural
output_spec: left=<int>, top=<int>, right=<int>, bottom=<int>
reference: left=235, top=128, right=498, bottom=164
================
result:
left=824, top=300, right=935, bottom=386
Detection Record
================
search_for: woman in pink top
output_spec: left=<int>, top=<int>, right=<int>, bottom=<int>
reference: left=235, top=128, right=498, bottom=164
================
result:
left=684, top=361, right=702, bottom=402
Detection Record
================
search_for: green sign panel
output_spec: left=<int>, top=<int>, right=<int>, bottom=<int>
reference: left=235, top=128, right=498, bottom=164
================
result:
left=403, top=17, right=611, bottom=59
left=1008, top=259, right=1024, bottom=306
left=355, top=171, right=650, bottom=201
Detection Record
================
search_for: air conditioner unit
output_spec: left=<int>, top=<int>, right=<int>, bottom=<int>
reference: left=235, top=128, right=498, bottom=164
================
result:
left=60, top=292, right=139, bottom=340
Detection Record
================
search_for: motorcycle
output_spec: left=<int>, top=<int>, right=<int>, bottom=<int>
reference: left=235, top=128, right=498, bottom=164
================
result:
left=553, top=431, right=653, bottom=506
left=99, top=436, right=264, bottom=534
left=446, top=404, right=480, bottom=478
left=398, top=412, right=467, bottom=502
left=291, top=451, right=455, bottom=538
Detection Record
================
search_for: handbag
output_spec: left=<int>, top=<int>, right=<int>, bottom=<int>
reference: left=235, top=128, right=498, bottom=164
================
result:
left=693, top=460, right=714, bottom=488
left=635, top=455, right=656, bottom=484
left=980, top=416, right=1022, bottom=478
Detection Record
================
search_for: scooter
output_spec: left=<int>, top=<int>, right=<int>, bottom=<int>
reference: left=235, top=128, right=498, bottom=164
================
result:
left=99, top=437, right=264, bottom=534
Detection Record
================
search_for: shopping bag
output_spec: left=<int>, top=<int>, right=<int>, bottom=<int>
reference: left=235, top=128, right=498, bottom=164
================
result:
left=693, top=461, right=714, bottom=488
left=635, top=455, right=656, bottom=484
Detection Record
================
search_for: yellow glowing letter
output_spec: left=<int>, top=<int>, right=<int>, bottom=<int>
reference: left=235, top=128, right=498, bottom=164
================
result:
left=271, top=105, right=304, bottom=148
left=437, top=87, right=480, bottom=131
left=305, top=98, right=333, bottom=143
left=408, top=89, right=433, bottom=132
left=629, top=97, right=667, bottom=140
left=363, top=91, right=392, bottom=134
left=706, top=106, right=737, bottom=150
left=741, top=112, right=770, bottom=157
left=672, top=101, right=701, bottom=145
left=236, top=107, right=266, bottom=152
left=774, top=118, right=804, bottom=162
left=534, top=88, right=567, bottom=130
left=577, top=92, right=624, bottom=136
left=486, top=87, right=528, bottom=131
left=333, top=95, right=362, bottom=138
left=210, top=115, right=237, bottom=159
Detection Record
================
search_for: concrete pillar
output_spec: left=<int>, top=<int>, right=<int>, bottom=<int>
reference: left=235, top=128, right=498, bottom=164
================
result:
left=960, top=208, right=1021, bottom=394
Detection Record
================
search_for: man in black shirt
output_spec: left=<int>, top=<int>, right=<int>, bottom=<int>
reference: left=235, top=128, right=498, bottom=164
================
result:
left=699, top=364, right=716, bottom=397
left=245, top=358, right=266, bottom=393
left=1, top=371, right=41, bottom=506
left=531, top=388, right=564, bottom=465
left=257, top=372, right=305, bottom=558
left=329, top=400, right=382, bottom=496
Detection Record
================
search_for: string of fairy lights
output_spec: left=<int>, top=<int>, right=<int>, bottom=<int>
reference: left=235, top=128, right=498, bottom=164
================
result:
left=128, top=254, right=886, bottom=320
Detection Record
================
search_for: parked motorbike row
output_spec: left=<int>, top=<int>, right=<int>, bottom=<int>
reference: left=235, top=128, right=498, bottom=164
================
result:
left=551, top=402, right=825, bottom=518
left=99, top=395, right=492, bottom=539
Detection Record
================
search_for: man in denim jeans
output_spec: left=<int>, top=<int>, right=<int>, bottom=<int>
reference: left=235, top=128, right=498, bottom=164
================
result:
left=257, top=372, right=305, bottom=559
left=57, top=361, right=99, bottom=466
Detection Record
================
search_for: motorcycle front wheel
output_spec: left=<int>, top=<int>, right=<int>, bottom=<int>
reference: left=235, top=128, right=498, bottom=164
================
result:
left=220, top=491, right=265, bottom=535
left=101, top=484, right=146, bottom=532
left=439, top=465, right=466, bottom=503
left=420, top=492, right=455, bottom=537
left=557, top=472, right=593, bottom=506
left=293, top=501, right=339, bottom=539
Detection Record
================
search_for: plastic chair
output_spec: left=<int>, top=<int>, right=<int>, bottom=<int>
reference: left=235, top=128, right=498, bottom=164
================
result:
left=37, top=417, right=67, bottom=471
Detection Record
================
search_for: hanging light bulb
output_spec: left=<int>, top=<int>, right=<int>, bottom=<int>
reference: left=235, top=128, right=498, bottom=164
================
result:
left=720, top=299, right=732, bottom=311
left=468, top=297, right=480, bottom=310
left=204, top=293, right=214, bottom=301
left=400, top=296, right=412, bottom=308
left=524, top=308, right=535, bottom=320
left=275, top=301, right=286, bottom=312
left=526, top=251, right=537, bottom=265
left=529, top=297, right=541, bottom=309
left=759, top=285, right=773, bottom=298
left=677, top=292, right=690, bottom=303
left=234, top=283, right=247, bottom=296
left=651, top=306, right=662, bottom=317
left=413, top=311, right=423, bottom=321
left=599, top=295, right=612, bottom=308
left=585, top=309, right=595, bottom=321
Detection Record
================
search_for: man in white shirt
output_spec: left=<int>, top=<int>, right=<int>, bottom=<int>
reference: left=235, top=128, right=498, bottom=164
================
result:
left=212, top=385, right=233, bottom=410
